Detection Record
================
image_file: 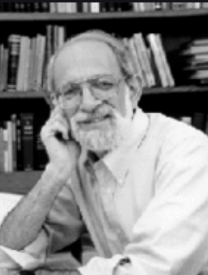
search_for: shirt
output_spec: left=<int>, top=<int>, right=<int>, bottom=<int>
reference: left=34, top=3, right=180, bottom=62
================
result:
left=2, top=108, right=208, bottom=275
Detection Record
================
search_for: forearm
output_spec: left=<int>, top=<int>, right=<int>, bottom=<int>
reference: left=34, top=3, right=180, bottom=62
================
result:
left=0, top=164, right=69, bottom=250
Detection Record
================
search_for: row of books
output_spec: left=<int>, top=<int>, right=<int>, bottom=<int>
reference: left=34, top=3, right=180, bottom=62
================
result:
left=180, top=38, right=208, bottom=85
left=0, top=28, right=174, bottom=93
left=0, top=2, right=207, bottom=13
left=1, top=25, right=65, bottom=92
left=0, top=113, right=48, bottom=172
left=126, top=33, right=174, bottom=88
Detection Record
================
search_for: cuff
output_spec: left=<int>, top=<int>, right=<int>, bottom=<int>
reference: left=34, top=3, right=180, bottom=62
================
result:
left=78, top=255, right=129, bottom=275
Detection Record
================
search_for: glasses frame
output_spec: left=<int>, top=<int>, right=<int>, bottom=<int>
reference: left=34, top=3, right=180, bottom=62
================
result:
left=54, top=74, right=126, bottom=109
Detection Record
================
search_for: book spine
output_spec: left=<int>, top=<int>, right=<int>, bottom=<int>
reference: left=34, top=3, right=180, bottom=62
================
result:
left=34, top=119, right=48, bottom=170
left=16, top=116, right=23, bottom=171
left=0, top=128, right=4, bottom=172
left=11, top=114, right=17, bottom=171
left=192, top=112, right=206, bottom=131
left=3, top=125, right=9, bottom=173
left=20, top=113, right=34, bottom=171
left=7, top=34, right=21, bottom=92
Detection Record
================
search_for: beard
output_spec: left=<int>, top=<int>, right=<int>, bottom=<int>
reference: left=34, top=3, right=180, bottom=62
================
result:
left=70, top=103, right=133, bottom=152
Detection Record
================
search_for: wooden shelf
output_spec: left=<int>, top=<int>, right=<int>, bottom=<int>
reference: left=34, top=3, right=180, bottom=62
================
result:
left=0, top=91, right=45, bottom=99
left=0, top=9, right=208, bottom=21
left=144, top=86, right=208, bottom=95
left=0, top=87, right=208, bottom=99
left=0, top=171, right=42, bottom=195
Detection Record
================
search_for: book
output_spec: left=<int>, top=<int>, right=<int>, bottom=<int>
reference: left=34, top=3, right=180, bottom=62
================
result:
left=20, top=113, right=34, bottom=171
left=34, top=119, right=48, bottom=170
left=180, top=116, right=192, bottom=125
left=132, top=35, right=149, bottom=87
left=0, top=128, right=4, bottom=172
left=147, top=33, right=168, bottom=87
left=3, top=124, right=8, bottom=173
left=136, top=33, right=156, bottom=87
left=89, top=3, right=100, bottom=13
left=7, top=34, right=21, bottom=91
left=11, top=114, right=17, bottom=172
left=201, top=2, right=208, bottom=8
left=17, top=36, right=27, bottom=91
left=181, top=45, right=208, bottom=55
left=36, top=34, right=46, bottom=92
left=0, top=45, right=4, bottom=92
left=192, top=112, right=207, bottom=131
left=155, top=34, right=175, bottom=86
left=171, top=3, right=188, bottom=10
left=16, top=116, right=23, bottom=171
left=22, top=37, right=31, bottom=92
left=189, top=70, right=208, bottom=79
left=127, top=38, right=145, bottom=88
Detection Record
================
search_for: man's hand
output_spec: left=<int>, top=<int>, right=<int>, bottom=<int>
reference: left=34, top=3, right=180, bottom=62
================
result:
left=41, top=106, right=81, bottom=180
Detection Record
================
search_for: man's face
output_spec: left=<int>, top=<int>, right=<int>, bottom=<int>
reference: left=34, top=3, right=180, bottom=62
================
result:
left=53, top=40, right=134, bottom=152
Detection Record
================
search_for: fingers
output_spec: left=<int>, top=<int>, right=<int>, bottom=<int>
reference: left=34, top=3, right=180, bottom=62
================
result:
left=41, top=105, right=70, bottom=142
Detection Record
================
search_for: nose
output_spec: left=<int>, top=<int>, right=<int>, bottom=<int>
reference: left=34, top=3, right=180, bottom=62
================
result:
left=79, top=84, right=101, bottom=112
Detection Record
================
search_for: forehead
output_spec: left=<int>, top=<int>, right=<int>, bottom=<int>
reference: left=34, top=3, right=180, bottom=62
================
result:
left=53, top=40, right=122, bottom=89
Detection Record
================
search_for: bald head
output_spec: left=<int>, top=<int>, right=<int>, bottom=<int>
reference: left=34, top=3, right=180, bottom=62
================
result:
left=53, top=40, right=123, bottom=92
left=46, top=30, right=142, bottom=108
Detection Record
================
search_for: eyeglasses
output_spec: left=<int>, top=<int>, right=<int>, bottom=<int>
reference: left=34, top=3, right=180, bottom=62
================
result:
left=55, top=74, right=125, bottom=109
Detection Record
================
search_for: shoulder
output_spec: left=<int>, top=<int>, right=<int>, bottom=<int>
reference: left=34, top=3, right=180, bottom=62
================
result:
left=147, top=113, right=208, bottom=150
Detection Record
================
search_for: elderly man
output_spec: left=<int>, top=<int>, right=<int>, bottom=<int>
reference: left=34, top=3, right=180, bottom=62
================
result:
left=1, top=30, right=208, bottom=275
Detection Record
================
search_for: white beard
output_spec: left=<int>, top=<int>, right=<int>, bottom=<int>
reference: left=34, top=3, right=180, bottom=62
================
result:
left=70, top=91, right=134, bottom=153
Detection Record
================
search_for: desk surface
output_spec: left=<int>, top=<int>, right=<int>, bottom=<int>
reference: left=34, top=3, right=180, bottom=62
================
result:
left=0, top=171, right=42, bottom=195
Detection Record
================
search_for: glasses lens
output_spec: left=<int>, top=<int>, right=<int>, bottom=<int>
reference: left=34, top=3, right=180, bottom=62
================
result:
left=91, top=76, right=117, bottom=91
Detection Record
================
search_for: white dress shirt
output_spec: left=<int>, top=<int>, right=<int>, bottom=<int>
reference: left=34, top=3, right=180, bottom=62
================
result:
left=1, top=108, right=208, bottom=275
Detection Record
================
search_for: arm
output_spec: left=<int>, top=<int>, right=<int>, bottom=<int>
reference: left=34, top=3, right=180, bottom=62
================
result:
left=0, top=106, right=81, bottom=252
left=0, top=164, right=71, bottom=250
left=77, top=136, right=208, bottom=275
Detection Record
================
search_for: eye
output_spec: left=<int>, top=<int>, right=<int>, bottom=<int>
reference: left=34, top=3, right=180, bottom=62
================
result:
left=63, top=85, right=80, bottom=99
left=92, top=78, right=116, bottom=90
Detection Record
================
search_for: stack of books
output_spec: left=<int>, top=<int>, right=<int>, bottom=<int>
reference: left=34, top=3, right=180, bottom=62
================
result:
left=180, top=38, right=208, bottom=85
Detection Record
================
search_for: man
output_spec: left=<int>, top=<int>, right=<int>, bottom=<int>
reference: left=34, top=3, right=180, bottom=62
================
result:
left=1, top=30, right=208, bottom=275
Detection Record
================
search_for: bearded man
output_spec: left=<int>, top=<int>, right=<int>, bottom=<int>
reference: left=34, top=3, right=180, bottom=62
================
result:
left=1, top=30, right=208, bottom=275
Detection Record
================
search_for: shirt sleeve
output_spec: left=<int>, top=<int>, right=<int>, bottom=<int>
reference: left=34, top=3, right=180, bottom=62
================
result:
left=78, top=135, right=208, bottom=275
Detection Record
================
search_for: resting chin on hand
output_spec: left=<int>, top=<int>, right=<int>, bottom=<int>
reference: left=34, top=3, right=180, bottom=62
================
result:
left=0, top=106, right=80, bottom=250
left=41, top=105, right=81, bottom=181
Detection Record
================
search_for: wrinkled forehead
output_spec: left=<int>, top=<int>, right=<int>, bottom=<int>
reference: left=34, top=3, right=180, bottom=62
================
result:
left=53, top=40, right=122, bottom=81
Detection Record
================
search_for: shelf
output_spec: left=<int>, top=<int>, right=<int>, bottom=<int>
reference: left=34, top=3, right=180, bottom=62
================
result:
left=0, top=171, right=42, bottom=195
left=0, top=91, right=45, bottom=99
left=0, top=87, right=208, bottom=99
left=0, top=9, right=208, bottom=21
left=143, top=86, right=208, bottom=95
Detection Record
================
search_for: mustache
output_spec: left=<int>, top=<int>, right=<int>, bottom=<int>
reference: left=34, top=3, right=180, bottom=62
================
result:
left=74, top=104, right=115, bottom=122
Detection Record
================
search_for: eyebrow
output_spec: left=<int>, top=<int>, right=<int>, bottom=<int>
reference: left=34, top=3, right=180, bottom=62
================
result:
left=57, top=74, right=117, bottom=94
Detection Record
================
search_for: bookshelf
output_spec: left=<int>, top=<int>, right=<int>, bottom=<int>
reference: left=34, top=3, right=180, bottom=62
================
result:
left=0, top=9, right=208, bottom=20
left=1, top=4, right=208, bottom=193
left=0, top=171, right=42, bottom=194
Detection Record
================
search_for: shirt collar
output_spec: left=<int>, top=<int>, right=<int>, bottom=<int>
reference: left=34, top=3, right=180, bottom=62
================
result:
left=80, top=107, right=150, bottom=186
left=101, top=107, right=150, bottom=185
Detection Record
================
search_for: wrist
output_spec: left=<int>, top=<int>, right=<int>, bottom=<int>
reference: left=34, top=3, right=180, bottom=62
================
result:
left=42, top=163, right=71, bottom=185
